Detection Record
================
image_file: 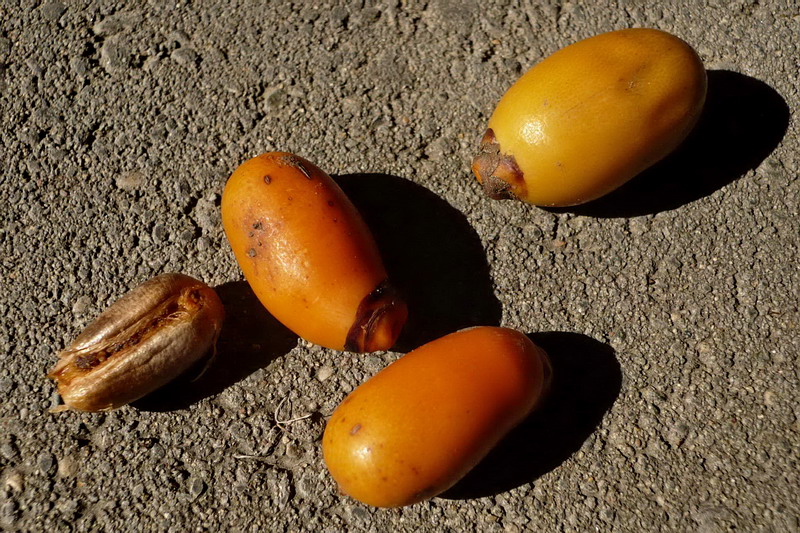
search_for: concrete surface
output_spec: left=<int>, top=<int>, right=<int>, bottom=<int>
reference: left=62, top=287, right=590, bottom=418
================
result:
left=1, top=0, right=797, bottom=531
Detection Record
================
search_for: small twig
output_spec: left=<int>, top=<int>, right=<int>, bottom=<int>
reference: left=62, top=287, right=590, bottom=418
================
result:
left=274, top=396, right=313, bottom=435
left=278, top=413, right=313, bottom=424
left=232, top=453, right=276, bottom=463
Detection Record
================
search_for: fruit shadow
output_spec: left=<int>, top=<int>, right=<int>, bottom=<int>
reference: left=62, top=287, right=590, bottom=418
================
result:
left=547, top=70, right=790, bottom=218
left=133, top=281, right=298, bottom=412
left=442, top=332, right=621, bottom=500
left=334, top=173, right=502, bottom=352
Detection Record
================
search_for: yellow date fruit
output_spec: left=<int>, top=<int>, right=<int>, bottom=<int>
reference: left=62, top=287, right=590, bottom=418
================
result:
left=48, top=273, right=224, bottom=412
left=221, top=152, right=407, bottom=352
left=472, top=28, right=707, bottom=206
left=322, top=326, right=551, bottom=507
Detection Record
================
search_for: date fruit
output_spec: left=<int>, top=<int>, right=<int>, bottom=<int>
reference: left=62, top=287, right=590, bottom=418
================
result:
left=221, top=152, right=407, bottom=352
left=48, top=273, right=225, bottom=412
left=472, top=28, right=707, bottom=206
left=323, top=326, right=551, bottom=507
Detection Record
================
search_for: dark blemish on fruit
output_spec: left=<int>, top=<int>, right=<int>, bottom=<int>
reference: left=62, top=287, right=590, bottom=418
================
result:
left=253, top=221, right=263, bottom=230
left=411, top=466, right=420, bottom=476
left=247, top=248, right=256, bottom=257
left=263, top=175, right=271, bottom=184
left=278, top=154, right=312, bottom=179
left=350, top=423, right=362, bottom=435
left=327, top=200, right=335, bottom=207
left=288, top=196, right=293, bottom=201
left=248, top=231, right=255, bottom=237
left=332, top=218, right=338, bottom=223
left=294, top=161, right=312, bottom=179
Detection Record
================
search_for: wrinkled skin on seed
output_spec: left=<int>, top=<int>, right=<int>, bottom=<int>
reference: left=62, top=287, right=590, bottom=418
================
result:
left=473, top=28, right=707, bottom=207
left=221, top=152, right=407, bottom=352
left=322, top=326, right=552, bottom=508
left=48, top=273, right=224, bottom=412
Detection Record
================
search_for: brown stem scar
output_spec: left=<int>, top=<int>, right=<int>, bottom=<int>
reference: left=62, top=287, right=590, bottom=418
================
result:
left=344, top=279, right=404, bottom=352
left=471, top=128, right=527, bottom=201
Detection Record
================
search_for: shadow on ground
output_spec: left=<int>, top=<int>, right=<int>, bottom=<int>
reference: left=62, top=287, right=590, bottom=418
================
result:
left=335, top=173, right=502, bottom=352
left=443, top=332, right=621, bottom=500
left=548, top=70, right=790, bottom=218
left=133, top=281, right=298, bottom=412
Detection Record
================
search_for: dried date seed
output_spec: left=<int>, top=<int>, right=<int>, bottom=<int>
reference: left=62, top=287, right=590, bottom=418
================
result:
left=48, top=273, right=225, bottom=412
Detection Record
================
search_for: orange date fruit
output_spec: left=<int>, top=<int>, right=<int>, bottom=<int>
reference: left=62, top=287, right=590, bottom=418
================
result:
left=48, top=273, right=224, bottom=412
left=473, top=28, right=707, bottom=206
left=322, top=326, right=551, bottom=507
left=221, top=152, right=407, bottom=352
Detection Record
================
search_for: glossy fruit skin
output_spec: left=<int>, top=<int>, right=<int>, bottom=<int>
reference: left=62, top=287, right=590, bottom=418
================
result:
left=473, top=28, right=707, bottom=206
left=221, top=152, right=407, bottom=352
left=322, top=326, right=551, bottom=507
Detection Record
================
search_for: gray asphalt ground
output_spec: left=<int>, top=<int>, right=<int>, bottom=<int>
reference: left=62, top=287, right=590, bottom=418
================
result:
left=1, top=1, right=798, bottom=531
